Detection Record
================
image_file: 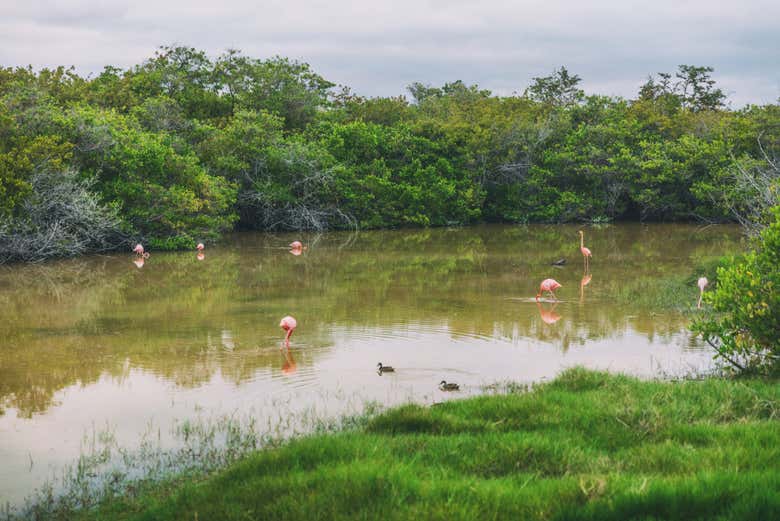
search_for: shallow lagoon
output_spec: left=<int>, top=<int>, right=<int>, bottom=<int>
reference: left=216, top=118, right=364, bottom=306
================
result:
left=0, top=223, right=744, bottom=506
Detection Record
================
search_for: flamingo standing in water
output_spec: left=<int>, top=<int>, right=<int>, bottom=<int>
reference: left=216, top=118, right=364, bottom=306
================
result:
left=196, top=243, right=204, bottom=251
left=279, top=316, right=297, bottom=347
left=578, top=231, right=592, bottom=270
left=697, top=277, right=709, bottom=309
left=536, top=279, right=562, bottom=302
left=133, top=244, right=150, bottom=258
left=289, top=241, right=305, bottom=256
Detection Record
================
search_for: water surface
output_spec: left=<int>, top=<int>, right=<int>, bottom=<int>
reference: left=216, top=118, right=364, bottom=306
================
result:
left=0, top=224, right=744, bottom=505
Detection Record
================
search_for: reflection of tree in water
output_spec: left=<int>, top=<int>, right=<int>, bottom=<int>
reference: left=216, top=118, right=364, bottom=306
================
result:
left=0, top=224, right=743, bottom=416
left=0, top=259, right=130, bottom=417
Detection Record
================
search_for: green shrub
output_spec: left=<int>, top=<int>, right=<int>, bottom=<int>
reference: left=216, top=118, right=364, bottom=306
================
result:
left=67, top=105, right=238, bottom=248
left=692, top=207, right=780, bottom=372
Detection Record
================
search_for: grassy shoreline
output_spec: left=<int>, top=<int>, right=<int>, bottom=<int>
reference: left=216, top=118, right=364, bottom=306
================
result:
left=46, top=368, right=778, bottom=520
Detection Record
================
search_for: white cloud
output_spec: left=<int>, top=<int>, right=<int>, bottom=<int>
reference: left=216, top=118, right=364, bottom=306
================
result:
left=1, top=0, right=778, bottom=105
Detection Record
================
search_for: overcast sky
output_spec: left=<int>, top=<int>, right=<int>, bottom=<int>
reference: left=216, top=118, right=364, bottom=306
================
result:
left=1, top=0, right=778, bottom=106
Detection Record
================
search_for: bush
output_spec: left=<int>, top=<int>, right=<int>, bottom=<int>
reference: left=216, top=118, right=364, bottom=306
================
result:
left=0, top=169, right=124, bottom=263
left=68, top=105, right=238, bottom=248
left=692, top=207, right=780, bottom=372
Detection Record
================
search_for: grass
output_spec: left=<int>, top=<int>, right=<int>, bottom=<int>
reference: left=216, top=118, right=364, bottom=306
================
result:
left=3, top=401, right=385, bottom=521
left=54, top=368, right=779, bottom=521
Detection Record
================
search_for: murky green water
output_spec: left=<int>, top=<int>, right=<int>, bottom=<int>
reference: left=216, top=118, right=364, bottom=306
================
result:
left=0, top=224, right=744, bottom=506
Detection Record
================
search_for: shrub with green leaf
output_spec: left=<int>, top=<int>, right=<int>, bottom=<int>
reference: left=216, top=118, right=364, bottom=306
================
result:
left=693, top=207, right=780, bottom=371
left=67, top=105, right=238, bottom=248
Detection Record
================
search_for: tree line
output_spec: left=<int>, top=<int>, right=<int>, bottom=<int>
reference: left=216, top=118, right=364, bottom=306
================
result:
left=0, top=46, right=778, bottom=262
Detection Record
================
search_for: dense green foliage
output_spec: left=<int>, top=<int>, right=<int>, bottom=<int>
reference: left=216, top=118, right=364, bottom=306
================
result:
left=1, top=46, right=779, bottom=261
left=61, top=368, right=779, bottom=520
left=693, top=207, right=780, bottom=372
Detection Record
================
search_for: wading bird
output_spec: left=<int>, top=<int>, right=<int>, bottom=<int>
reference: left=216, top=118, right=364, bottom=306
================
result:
left=579, top=231, right=592, bottom=269
left=279, top=316, right=297, bottom=347
left=439, top=380, right=460, bottom=391
left=196, top=243, right=204, bottom=251
left=697, top=277, right=709, bottom=309
left=536, top=279, right=562, bottom=302
left=377, top=362, right=395, bottom=373
left=289, top=241, right=305, bottom=256
left=133, top=244, right=150, bottom=258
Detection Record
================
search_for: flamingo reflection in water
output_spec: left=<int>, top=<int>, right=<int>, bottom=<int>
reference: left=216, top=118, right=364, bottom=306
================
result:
left=132, top=257, right=145, bottom=269
left=536, top=301, right=562, bottom=325
left=580, top=272, right=592, bottom=303
left=281, top=348, right=297, bottom=375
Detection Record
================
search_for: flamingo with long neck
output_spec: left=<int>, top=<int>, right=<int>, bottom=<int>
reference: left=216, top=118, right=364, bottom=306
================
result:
left=579, top=231, right=592, bottom=270
left=697, top=277, right=709, bottom=309
left=279, top=316, right=297, bottom=347
left=536, top=278, right=562, bottom=302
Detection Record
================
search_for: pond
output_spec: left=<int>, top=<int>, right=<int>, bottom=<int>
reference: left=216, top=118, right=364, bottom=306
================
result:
left=0, top=223, right=744, bottom=507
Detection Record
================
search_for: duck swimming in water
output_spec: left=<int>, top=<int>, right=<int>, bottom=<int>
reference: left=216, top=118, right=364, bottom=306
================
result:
left=439, top=380, right=460, bottom=391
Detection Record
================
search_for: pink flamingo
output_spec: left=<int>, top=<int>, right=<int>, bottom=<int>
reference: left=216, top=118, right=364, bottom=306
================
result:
left=196, top=243, right=204, bottom=251
left=289, top=241, right=306, bottom=256
left=536, top=278, right=562, bottom=302
left=578, top=231, right=592, bottom=269
left=578, top=230, right=592, bottom=269
left=697, top=277, right=709, bottom=309
left=133, top=243, right=150, bottom=258
left=279, top=316, right=297, bottom=347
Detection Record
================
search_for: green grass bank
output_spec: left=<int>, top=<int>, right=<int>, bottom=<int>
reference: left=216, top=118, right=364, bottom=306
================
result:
left=68, top=369, right=780, bottom=520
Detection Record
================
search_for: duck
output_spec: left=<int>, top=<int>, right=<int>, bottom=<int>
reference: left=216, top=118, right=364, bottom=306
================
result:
left=551, top=258, right=567, bottom=266
left=439, top=380, right=460, bottom=391
left=377, top=362, right=395, bottom=373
